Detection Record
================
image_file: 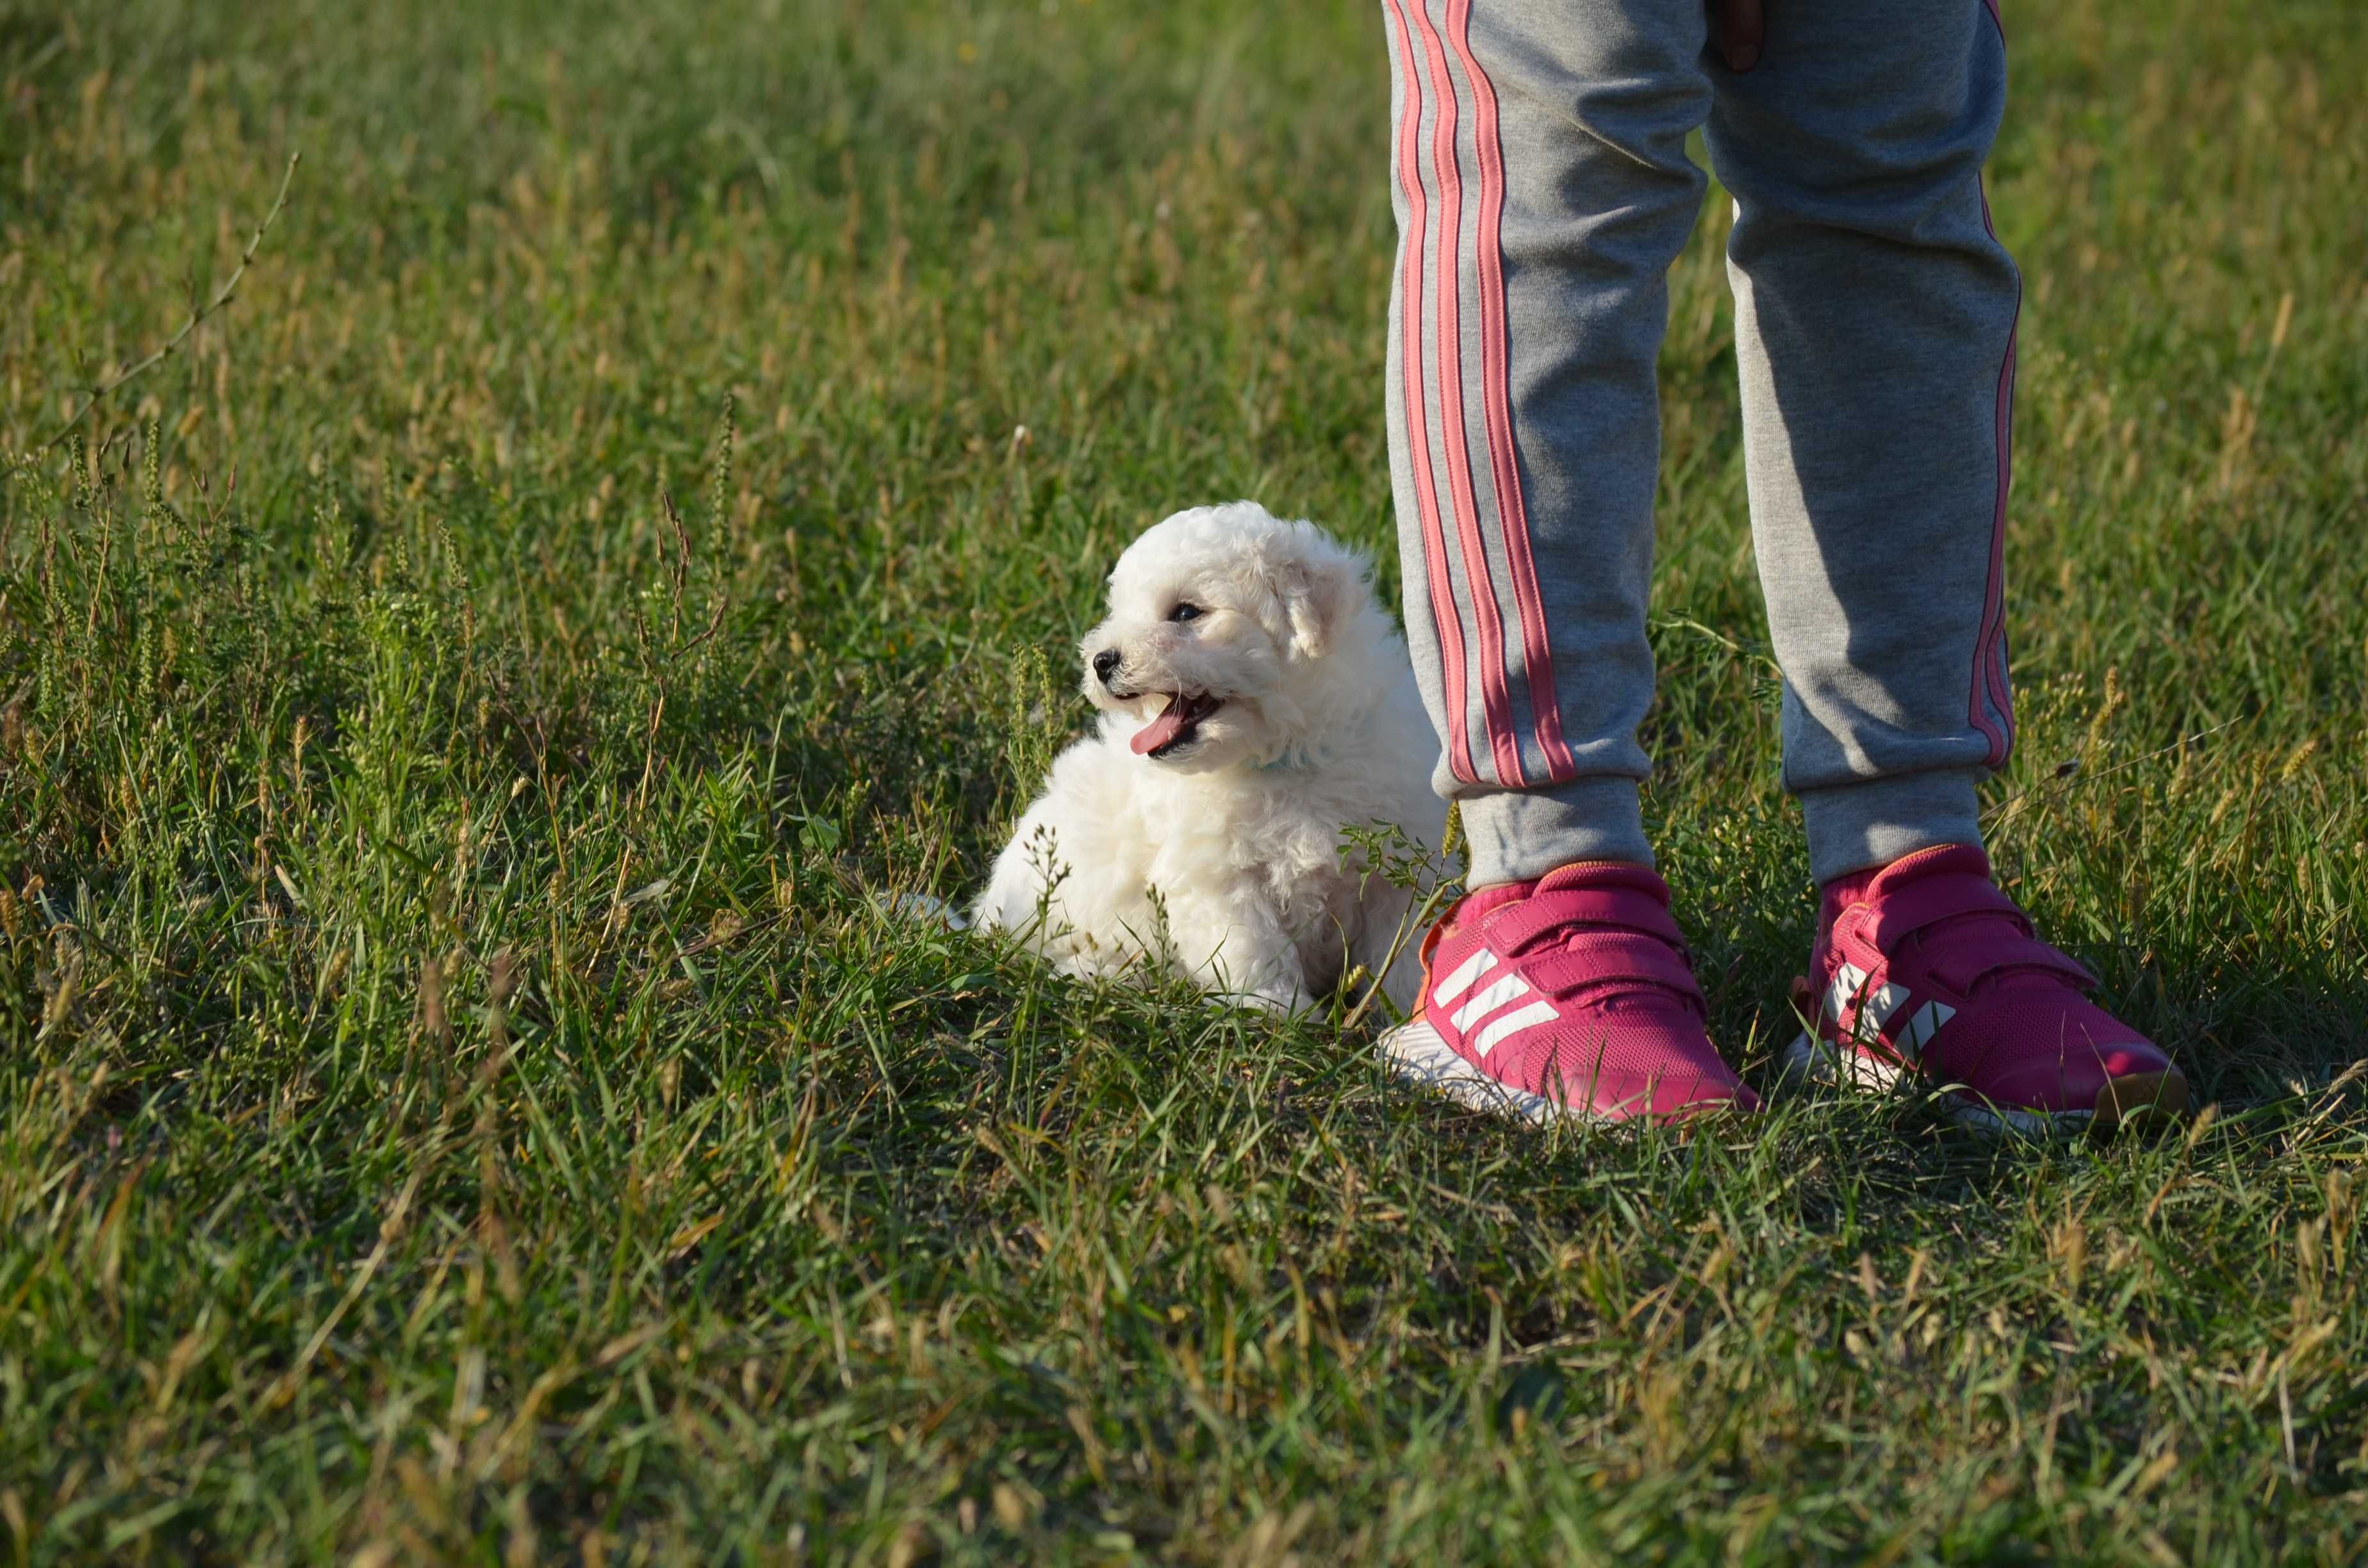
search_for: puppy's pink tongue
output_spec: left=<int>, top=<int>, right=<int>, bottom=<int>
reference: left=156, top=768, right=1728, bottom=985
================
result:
left=1130, top=706, right=1187, bottom=756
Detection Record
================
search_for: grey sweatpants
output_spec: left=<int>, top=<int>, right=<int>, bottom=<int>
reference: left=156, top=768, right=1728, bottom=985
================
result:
left=1383, top=0, right=2020, bottom=887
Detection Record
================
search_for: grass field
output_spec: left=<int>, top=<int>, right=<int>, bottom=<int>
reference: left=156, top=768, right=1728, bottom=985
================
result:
left=4, top=0, right=2367, bottom=1559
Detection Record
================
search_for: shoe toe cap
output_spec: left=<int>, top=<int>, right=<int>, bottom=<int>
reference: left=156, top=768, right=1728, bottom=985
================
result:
left=1945, top=1028, right=2182, bottom=1124
left=1548, top=1055, right=1758, bottom=1124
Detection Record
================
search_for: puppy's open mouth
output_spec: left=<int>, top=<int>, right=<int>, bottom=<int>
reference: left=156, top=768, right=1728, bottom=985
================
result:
left=1130, top=691, right=1223, bottom=758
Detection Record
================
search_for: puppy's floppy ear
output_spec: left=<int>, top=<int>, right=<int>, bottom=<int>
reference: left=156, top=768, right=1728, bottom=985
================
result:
left=1275, top=549, right=1358, bottom=661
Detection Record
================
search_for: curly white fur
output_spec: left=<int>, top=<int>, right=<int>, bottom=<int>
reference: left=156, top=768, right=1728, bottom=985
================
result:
left=973, top=502, right=1444, bottom=1013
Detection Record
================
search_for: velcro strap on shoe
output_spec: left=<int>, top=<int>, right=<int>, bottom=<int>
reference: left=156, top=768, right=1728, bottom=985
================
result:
left=1963, top=936, right=2099, bottom=992
left=1524, top=935, right=1704, bottom=1008
left=1483, top=890, right=1683, bottom=956
left=1866, top=872, right=2032, bottom=950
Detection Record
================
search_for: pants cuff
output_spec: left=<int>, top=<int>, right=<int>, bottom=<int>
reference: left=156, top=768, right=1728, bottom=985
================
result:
left=1798, top=770, right=1985, bottom=885
left=1458, top=777, right=1650, bottom=886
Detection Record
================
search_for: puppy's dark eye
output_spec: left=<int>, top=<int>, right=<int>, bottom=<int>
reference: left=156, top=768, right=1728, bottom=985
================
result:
left=1167, top=602, right=1204, bottom=624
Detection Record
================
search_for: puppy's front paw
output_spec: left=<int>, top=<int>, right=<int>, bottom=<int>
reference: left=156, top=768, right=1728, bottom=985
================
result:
left=876, top=891, right=973, bottom=931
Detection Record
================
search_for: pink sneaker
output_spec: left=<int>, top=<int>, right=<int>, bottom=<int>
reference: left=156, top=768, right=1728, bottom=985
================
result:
left=1379, top=862, right=1757, bottom=1125
left=1784, top=844, right=2187, bottom=1135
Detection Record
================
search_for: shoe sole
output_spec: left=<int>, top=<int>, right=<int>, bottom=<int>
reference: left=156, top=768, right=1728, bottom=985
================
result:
left=1380, top=1018, right=1588, bottom=1126
left=1782, top=1030, right=2189, bottom=1138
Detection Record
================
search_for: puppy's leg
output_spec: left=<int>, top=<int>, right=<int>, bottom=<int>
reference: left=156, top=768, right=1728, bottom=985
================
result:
left=1345, top=879, right=1427, bottom=1018
left=973, top=740, right=1118, bottom=941
left=973, top=810, right=1055, bottom=935
left=976, top=816, right=1126, bottom=979
left=1377, top=933, right=1427, bottom=1017
left=1160, top=883, right=1311, bottom=1013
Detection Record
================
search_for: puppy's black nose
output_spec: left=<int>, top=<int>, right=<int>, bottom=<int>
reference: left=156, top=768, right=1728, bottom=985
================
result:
left=1092, top=649, right=1122, bottom=685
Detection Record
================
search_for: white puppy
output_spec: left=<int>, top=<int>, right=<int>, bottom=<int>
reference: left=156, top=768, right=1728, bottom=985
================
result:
left=974, top=502, right=1443, bottom=1013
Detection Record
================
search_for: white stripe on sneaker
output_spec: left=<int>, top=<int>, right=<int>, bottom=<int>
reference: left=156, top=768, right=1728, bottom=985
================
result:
left=1430, top=948, right=1497, bottom=1006
left=1898, top=999, right=1956, bottom=1059
left=1823, top=960, right=1911, bottom=1044
left=1471, top=999, right=1559, bottom=1057
left=1861, top=979, right=1911, bottom=1033
left=1449, top=972, right=1531, bottom=1031
left=1823, top=960, right=1868, bottom=1023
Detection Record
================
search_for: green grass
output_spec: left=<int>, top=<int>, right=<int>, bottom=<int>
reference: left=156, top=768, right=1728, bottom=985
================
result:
left=3, top=0, right=2366, bottom=1559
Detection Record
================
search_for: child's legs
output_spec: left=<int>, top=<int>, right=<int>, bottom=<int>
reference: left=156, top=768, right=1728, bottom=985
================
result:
left=1382, top=0, right=1711, bottom=886
left=1706, top=0, right=2021, bottom=885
